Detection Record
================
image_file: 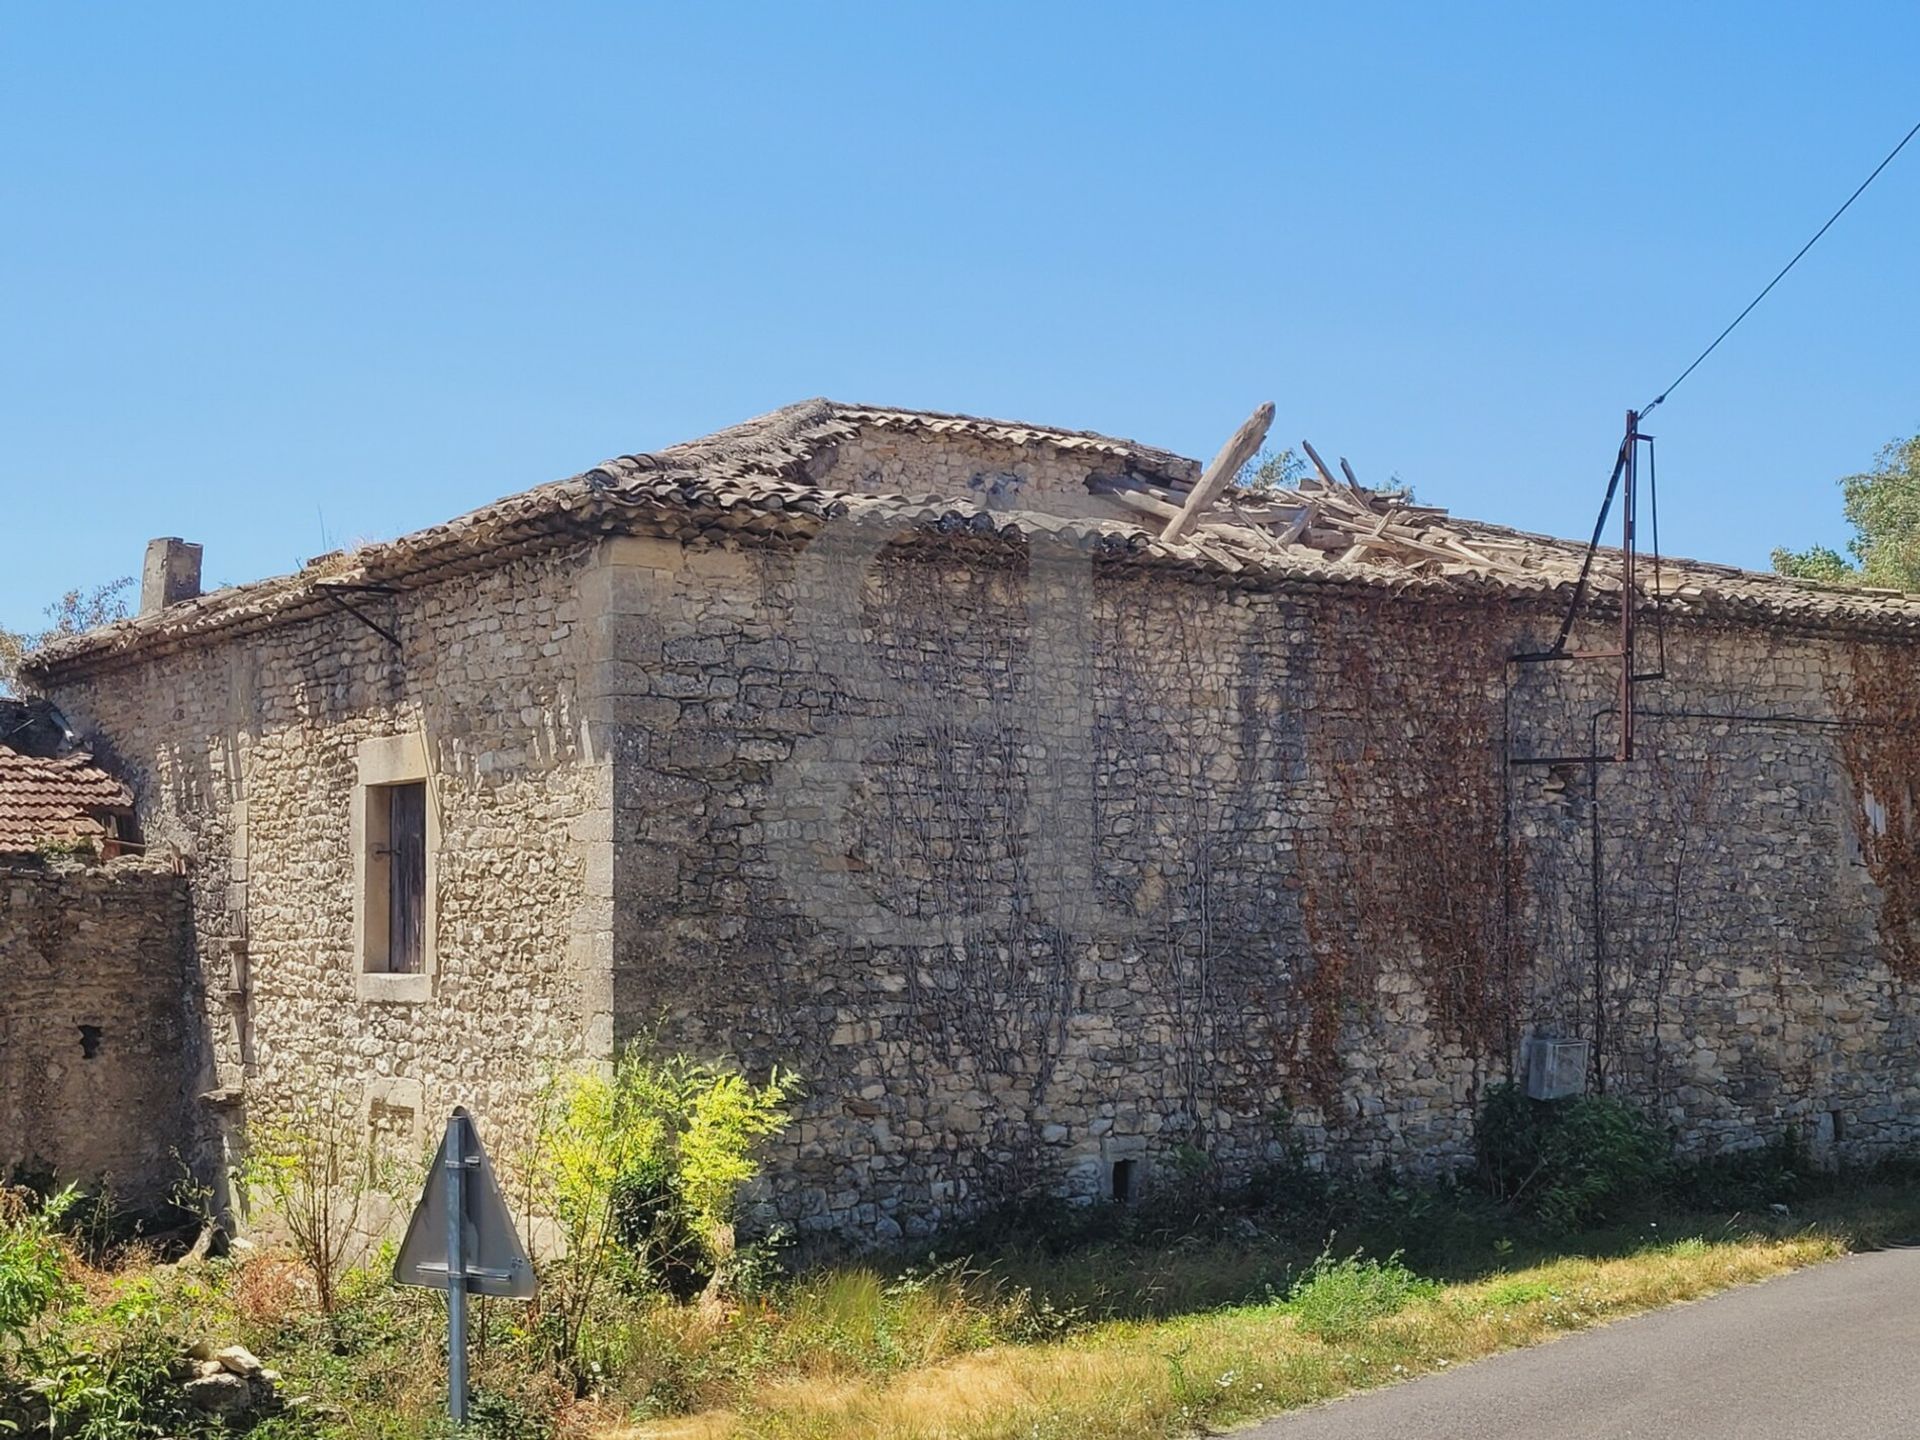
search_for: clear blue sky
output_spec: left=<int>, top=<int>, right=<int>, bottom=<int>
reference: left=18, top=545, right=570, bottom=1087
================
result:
left=4, top=4, right=1917, bottom=634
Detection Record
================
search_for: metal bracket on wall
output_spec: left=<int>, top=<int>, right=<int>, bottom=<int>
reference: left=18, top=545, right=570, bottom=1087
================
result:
left=1507, top=408, right=1667, bottom=766
left=315, top=580, right=402, bottom=648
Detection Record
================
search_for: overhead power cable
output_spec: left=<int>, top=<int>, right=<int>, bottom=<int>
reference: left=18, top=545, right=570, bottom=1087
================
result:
left=1642, top=116, right=1920, bottom=418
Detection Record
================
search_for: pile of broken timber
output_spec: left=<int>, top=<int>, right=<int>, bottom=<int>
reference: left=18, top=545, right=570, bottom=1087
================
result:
left=1090, top=440, right=1539, bottom=580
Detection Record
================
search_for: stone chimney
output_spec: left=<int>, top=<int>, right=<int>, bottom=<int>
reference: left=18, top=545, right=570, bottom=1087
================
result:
left=140, top=538, right=203, bottom=614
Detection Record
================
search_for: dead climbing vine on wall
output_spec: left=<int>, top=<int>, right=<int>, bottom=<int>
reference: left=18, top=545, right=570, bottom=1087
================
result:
left=1832, top=642, right=1920, bottom=981
left=1293, top=599, right=1532, bottom=1106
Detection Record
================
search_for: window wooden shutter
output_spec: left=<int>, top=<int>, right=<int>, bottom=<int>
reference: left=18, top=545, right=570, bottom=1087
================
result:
left=387, top=782, right=427, bottom=974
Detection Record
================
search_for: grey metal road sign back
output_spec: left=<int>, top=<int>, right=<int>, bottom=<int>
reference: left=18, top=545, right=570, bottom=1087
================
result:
left=395, top=1108, right=535, bottom=1425
left=394, top=1107, right=535, bottom=1299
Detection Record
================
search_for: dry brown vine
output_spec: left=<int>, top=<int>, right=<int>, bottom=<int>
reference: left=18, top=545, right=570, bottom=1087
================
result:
left=1832, top=642, right=1920, bottom=981
left=1292, top=597, right=1531, bottom=1104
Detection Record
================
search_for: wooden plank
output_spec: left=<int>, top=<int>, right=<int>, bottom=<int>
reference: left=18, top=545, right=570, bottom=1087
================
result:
left=1346, top=530, right=1526, bottom=573
left=1433, top=535, right=1510, bottom=570
left=1162, top=401, right=1276, bottom=543
left=1099, top=469, right=1309, bottom=544
left=1302, top=481, right=1372, bottom=520
left=1101, top=487, right=1184, bottom=522
left=1204, top=516, right=1285, bottom=552
left=1300, top=439, right=1339, bottom=488
left=1347, top=534, right=1452, bottom=565
left=1275, top=503, right=1315, bottom=545
left=1096, top=472, right=1306, bottom=524
left=1189, top=539, right=1245, bottom=573
left=1220, top=501, right=1307, bottom=526
left=1092, top=474, right=1193, bottom=506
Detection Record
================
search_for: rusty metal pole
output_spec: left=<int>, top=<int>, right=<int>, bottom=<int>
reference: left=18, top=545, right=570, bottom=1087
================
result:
left=1617, top=410, right=1639, bottom=762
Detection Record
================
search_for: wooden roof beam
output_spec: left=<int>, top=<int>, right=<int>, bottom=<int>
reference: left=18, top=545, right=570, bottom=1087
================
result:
left=1161, top=402, right=1275, bottom=544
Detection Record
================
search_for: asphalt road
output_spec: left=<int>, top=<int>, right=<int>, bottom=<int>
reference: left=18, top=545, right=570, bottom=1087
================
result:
left=1240, top=1247, right=1920, bottom=1439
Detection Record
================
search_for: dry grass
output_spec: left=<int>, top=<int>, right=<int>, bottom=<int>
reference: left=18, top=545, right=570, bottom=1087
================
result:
left=228, top=1252, right=316, bottom=1327
left=15, top=1156, right=1915, bottom=1439
left=610, top=1230, right=1847, bottom=1440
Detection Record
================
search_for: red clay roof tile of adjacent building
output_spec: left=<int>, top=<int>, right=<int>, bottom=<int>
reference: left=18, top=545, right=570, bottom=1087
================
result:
left=0, top=745, right=134, bottom=855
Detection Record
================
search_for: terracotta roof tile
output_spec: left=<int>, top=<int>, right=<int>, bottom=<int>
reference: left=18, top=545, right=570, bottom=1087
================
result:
left=831, top=404, right=1199, bottom=482
left=0, top=747, right=134, bottom=854
left=22, top=398, right=1920, bottom=679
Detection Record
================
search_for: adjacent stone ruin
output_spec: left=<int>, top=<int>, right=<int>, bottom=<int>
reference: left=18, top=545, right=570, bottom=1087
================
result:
left=0, top=857, right=199, bottom=1205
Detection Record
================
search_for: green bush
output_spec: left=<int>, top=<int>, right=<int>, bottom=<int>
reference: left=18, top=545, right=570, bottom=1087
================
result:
left=1, top=1188, right=238, bottom=1439
left=7, top=1330, right=209, bottom=1440
left=0, top=1185, right=75, bottom=1347
left=1477, top=1083, right=1670, bottom=1230
left=533, top=1048, right=798, bottom=1382
left=1286, top=1250, right=1436, bottom=1340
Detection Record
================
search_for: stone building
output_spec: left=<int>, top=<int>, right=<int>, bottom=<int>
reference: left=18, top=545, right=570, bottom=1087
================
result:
left=14, top=398, right=1920, bottom=1242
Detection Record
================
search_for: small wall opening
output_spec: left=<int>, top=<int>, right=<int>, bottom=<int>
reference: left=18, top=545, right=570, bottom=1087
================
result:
left=1831, top=1110, right=1848, bottom=1143
left=77, top=1024, right=102, bottom=1059
left=1109, top=1157, right=1138, bottom=1205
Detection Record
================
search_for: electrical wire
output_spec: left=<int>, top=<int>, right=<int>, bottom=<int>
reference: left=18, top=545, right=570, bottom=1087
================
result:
left=1642, top=117, right=1920, bottom=417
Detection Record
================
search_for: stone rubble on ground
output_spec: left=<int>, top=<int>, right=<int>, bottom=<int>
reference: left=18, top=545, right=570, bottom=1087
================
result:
left=175, top=1340, right=283, bottom=1419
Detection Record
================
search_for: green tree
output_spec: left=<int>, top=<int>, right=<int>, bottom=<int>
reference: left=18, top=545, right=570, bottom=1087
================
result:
left=1773, top=432, right=1920, bottom=591
left=1235, top=447, right=1307, bottom=494
left=0, top=579, right=133, bottom=695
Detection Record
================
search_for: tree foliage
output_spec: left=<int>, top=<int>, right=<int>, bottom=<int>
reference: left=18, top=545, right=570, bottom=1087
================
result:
left=1234, top=448, right=1307, bottom=494
left=1773, top=432, right=1920, bottom=591
left=0, top=578, right=134, bottom=695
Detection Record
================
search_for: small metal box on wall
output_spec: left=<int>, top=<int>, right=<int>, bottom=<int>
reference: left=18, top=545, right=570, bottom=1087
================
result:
left=1524, top=1037, right=1589, bottom=1100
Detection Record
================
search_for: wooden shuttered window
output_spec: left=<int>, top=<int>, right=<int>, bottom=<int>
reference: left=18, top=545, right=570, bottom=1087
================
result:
left=354, top=736, right=435, bottom=994
left=384, top=781, right=427, bottom=974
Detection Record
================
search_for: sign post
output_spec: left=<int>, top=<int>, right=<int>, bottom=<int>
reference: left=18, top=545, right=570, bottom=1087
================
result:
left=395, top=1106, right=536, bottom=1425
left=444, top=1111, right=471, bottom=1424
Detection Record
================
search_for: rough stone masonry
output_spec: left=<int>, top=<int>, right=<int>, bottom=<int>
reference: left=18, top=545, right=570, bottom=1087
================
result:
left=0, top=857, right=196, bottom=1202
left=17, top=399, right=1920, bottom=1242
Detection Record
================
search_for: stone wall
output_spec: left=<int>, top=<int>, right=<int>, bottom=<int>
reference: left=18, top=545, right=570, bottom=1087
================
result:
left=0, top=858, right=198, bottom=1205
left=595, top=519, right=1919, bottom=1246
left=39, top=544, right=612, bottom=1198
